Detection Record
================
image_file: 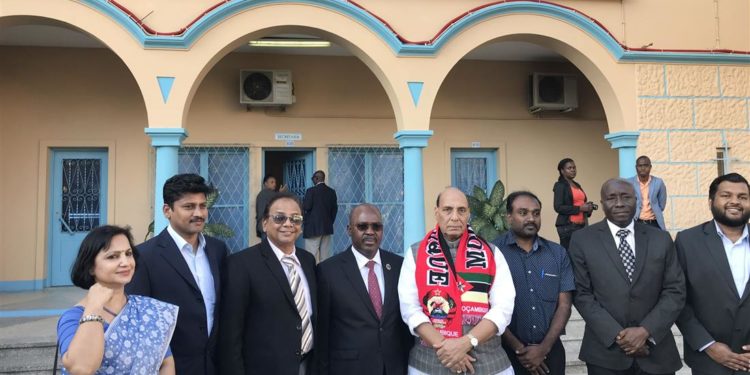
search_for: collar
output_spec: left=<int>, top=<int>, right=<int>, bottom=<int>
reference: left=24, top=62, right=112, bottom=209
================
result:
left=268, top=239, right=299, bottom=264
left=167, top=225, right=205, bottom=254
left=713, top=220, right=749, bottom=245
left=351, top=247, right=382, bottom=269
left=504, top=231, right=540, bottom=253
left=606, top=219, right=635, bottom=237
left=638, top=176, right=652, bottom=186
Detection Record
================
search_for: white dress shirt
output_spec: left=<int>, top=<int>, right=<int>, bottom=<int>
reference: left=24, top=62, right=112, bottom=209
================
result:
left=167, top=225, right=215, bottom=335
left=269, top=240, right=314, bottom=343
left=607, top=220, right=636, bottom=256
left=351, top=247, right=384, bottom=303
left=714, top=221, right=750, bottom=297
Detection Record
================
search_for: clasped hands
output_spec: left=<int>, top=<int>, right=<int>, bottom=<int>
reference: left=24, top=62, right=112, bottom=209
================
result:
left=514, top=344, right=550, bottom=375
left=705, top=342, right=750, bottom=372
left=616, top=327, right=650, bottom=357
left=434, top=336, right=476, bottom=374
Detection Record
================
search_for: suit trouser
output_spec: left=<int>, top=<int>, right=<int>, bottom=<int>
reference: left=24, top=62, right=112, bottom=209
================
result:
left=586, top=362, right=675, bottom=375
left=304, top=235, right=332, bottom=262
left=506, top=338, right=565, bottom=375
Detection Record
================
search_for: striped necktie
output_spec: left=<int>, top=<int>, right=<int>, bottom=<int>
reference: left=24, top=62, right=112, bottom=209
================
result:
left=281, top=255, right=313, bottom=353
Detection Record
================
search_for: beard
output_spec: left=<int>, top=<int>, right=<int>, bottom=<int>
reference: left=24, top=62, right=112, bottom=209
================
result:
left=711, top=204, right=750, bottom=228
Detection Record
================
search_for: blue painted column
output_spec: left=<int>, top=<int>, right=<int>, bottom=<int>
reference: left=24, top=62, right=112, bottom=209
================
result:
left=145, top=128, right=187, bottom=233
left=395, top=130, right=433, bottom=252
left=604, top=131, right=640, bottom=178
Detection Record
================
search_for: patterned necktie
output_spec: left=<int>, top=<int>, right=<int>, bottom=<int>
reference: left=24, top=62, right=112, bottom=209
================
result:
left=366, top=260, right=383, bottom=319
left=281, top=256, right=313, bottom=353
left=616, top=229, right=636, bottom=282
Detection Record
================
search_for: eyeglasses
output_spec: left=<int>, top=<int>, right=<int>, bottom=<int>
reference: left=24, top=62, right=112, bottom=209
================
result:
left=269, top=214, right=303, bottom=225
left=355, top=223, right=383, bottom=231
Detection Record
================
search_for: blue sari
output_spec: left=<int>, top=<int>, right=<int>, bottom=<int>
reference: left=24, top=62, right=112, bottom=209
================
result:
left=58, top=295, right=178, bottom=374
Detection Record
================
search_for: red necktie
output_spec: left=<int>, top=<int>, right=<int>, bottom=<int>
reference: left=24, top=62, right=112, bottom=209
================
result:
left=366, top=260, right=383, bottom=319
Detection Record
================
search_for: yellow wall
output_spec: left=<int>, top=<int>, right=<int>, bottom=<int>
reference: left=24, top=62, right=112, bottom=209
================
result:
left=0, top=47, right=615, bottom=281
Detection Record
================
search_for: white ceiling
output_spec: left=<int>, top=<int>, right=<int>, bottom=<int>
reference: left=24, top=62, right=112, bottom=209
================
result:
left=0, top=24, right=565, bottom=62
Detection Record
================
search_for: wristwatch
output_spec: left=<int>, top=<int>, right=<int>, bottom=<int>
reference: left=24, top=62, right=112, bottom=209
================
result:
left=467, top=333, right=478, bottom=348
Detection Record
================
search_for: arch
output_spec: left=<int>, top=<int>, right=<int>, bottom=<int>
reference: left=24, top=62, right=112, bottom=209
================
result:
left=171, top=3, right=410, bottom=131
left=78, top=0, right=750, bottom=64
left=0, top=1, right=155, bottom=125
left=424, top=12, right=637, bottom=133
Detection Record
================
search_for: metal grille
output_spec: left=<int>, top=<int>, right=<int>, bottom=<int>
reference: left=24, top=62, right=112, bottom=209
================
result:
left=284, top=159, right=308, bottom=199
left=454, top=157, right=487, bottom=196
left=179, top=146, right=249, bottom=252
left=61, top=158, right=101, bottom=232
left=328, top=146, right=404, bottom=255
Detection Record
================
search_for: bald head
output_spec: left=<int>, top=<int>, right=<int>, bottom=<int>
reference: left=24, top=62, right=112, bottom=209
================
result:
left=435, top=187, right=470, bottom=241
left=349, top=203, right=381, bottom=223
left=600, top=178, right=637, bottom=227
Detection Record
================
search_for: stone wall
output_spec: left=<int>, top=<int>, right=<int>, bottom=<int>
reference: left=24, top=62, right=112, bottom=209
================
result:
left=637, top=64, right=750, bottom=233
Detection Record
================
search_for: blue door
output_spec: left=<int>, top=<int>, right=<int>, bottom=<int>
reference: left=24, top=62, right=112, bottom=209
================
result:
left=282, top=151, right=314, bottom=249
left=451, top=149, right=498, bottom=196
left=49, top=150, right=108, bottom=286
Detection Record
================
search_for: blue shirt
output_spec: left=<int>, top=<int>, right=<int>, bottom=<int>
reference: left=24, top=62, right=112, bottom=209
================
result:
left=493, top=231, right=575, bottom=344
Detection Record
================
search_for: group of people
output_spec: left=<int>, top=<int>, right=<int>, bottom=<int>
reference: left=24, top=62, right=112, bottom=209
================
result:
left=56, top=155, right=749, bottom=375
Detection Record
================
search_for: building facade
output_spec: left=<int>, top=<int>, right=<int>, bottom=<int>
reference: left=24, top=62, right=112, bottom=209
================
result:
left=1, top=0, right=748, bottom=290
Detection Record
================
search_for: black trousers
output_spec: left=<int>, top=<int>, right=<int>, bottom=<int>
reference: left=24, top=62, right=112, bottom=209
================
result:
left=586, top=362, right=675, bottom=375
left=506, top=339, right=566, bottom=375
left=557, top=223, right=585, bottom=250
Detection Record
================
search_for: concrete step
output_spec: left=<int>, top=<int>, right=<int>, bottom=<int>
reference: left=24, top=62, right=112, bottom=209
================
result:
left=0, top=316, right=59, bottom=374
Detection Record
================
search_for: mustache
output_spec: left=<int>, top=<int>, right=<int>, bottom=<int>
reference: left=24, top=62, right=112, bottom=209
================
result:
left=190, top=217, right=205, bottom=223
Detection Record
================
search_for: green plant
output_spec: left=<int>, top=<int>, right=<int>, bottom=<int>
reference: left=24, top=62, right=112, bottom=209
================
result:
left=145, top=189, right=235, bottom=240
left=467, top=179, right=509, bottom=242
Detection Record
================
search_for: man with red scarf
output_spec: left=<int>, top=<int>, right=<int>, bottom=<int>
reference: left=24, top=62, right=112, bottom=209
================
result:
left=398, top=187, right=516, bottom=375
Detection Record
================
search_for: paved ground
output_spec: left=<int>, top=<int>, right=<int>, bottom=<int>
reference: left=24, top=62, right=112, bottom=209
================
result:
left=0, top=287, right=84, bottom=342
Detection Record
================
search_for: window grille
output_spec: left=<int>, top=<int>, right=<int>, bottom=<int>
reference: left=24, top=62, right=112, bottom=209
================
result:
left=328, top=146, right=404, bottom=254
left=179, top=146, right=249, bottom=252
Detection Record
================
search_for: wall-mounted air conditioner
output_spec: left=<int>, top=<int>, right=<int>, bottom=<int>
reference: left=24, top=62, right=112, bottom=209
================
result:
left=240, top=69, right=295, bottom=106
left=528, top=73, right=578, bottom=113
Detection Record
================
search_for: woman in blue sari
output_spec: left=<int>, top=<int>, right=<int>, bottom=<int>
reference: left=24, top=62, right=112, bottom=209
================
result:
left=57, top=225, right=178, bottom=375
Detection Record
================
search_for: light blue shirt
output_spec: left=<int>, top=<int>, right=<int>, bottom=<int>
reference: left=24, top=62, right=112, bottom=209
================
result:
left=167, top=225, right=215, bottom=335
left=714, top=221, right=750, bottom=297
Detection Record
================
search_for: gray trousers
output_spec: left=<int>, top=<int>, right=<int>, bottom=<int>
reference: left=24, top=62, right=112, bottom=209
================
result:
left=304, top=235, right=332, bottom=262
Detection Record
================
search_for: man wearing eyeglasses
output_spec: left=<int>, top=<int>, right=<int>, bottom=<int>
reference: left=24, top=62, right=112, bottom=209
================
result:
left=219, top=192, right=317, bottom=375
left=316, top=204, right=413, bottom=375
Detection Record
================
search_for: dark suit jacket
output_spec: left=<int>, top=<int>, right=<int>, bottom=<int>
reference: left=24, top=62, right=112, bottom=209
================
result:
left=126, top=229, right=228, bottom=375
left=553, top=178, right=591, bottom=227
left=303, top=183, right=338, bottom=238
left=569, top=220, right=685, bottom=373
left=316, top=247, right=412, bottom=375
left=219, top=239, right=317, bottom=375
left=675, top=221, right=750, bottom=375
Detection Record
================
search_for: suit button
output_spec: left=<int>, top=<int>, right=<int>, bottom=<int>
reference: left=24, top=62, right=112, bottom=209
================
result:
left=296, top=350, right=301, bottom=356
left=296, top=324, right=302, bottom=330
left=379, top=328, right=384, bottom=332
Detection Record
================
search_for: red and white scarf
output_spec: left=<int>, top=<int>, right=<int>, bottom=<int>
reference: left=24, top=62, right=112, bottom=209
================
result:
left=415, top=225, right=495, bottom=339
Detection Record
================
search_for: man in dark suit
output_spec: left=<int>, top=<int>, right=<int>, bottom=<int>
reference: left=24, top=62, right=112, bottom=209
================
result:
left=316, top=204, right=412, bottom=375
left=219, top=192, right=317, bottom=375
left=569, top=178, right=685, bottom=375
left=676, top=172, right=750, bottom=375
left=303, top=170, right=338, bottom=262
left=126, top=173, right=229, bottom=375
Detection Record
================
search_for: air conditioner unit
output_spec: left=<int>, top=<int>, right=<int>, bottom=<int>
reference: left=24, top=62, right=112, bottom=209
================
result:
left=528, top=73, right=578, bottom=113
left=240, top=69, right=295, bottom=106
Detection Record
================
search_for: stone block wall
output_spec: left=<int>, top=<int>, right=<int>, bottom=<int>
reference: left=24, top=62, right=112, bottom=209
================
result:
left=636, top=64, right=750, bottom=232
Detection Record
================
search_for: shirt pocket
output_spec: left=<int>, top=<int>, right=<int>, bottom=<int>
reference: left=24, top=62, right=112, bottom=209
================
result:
left=538, top=272, right=561, bottom=302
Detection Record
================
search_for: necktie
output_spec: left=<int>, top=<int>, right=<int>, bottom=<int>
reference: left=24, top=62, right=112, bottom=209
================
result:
left=281, top=256, right=313, bottom=353
left=616, top=229, right=636, bottom=282
left=366, top=260, right=383, bottom=319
